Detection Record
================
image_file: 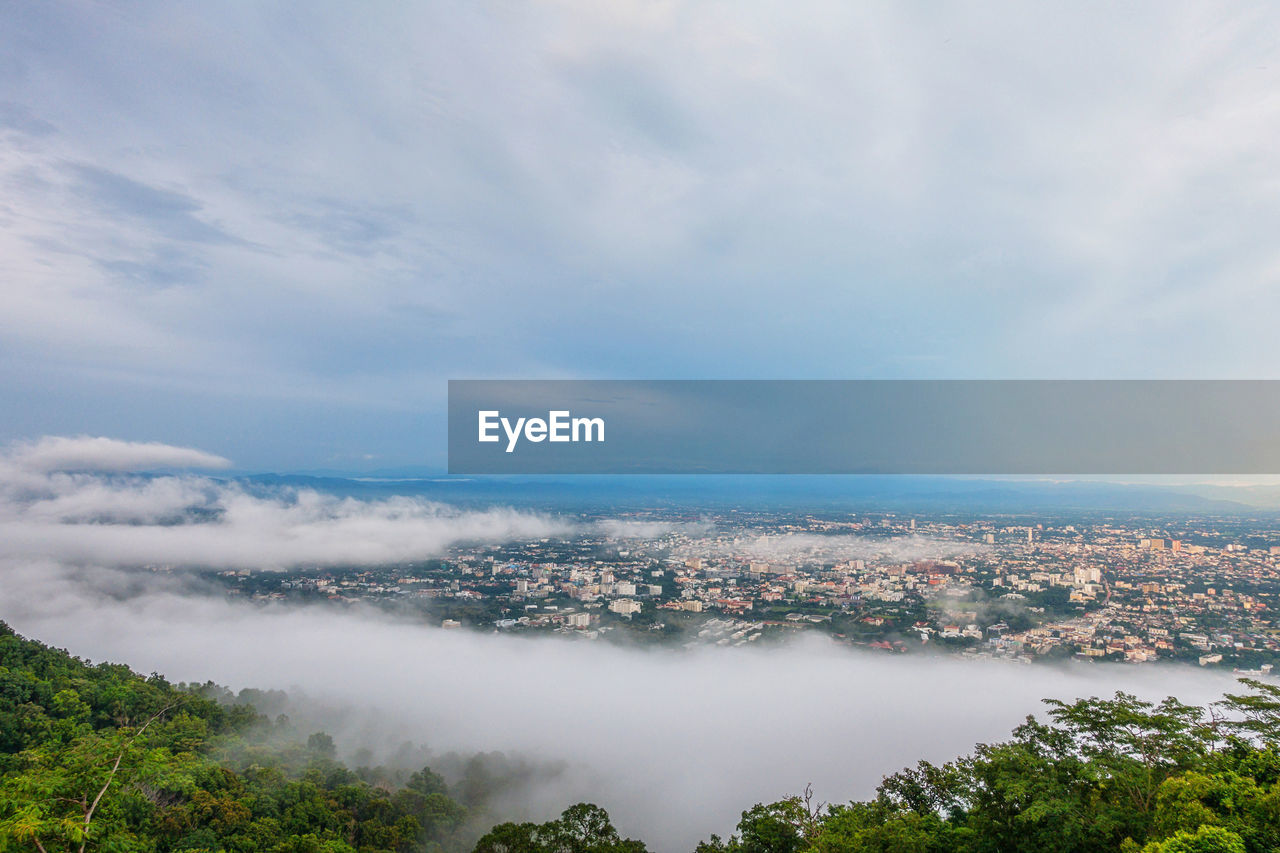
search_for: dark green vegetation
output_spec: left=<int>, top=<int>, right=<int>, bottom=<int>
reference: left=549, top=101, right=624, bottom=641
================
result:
left=4, top=620, right=1280, bottom=853
left=472, top=804, right=646, bottom=853
left=0, top=622, right=498, bottom=853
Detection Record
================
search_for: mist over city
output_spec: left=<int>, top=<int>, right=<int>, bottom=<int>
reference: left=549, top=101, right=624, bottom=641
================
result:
left=1, top=436, right=1277, bottom=849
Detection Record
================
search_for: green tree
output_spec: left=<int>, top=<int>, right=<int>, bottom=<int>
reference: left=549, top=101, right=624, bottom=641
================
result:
left=0, top=707, right=176, bottom=852
left=1141, top=825, right=1247, bottom=853
left=472, top=803, right=646, bottom=853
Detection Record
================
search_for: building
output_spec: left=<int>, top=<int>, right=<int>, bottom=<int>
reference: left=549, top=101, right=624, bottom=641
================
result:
left=609, top=599, right=642, bottom=616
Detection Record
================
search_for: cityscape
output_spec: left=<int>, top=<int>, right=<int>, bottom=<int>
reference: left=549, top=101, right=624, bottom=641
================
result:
left=216, top=508, right=1280, bottom=673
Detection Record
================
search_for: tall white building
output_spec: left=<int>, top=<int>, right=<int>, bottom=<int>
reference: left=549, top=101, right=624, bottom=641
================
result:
left=609, top=598, right=642, bottom=616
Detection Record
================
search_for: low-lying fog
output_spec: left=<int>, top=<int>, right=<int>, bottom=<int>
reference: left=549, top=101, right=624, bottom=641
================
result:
left=0, top=564, right=1240, bottom=851
left=0, top=437, right=1249, bottom=850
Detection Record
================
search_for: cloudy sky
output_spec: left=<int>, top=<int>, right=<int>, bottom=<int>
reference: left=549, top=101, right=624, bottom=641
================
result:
left=3, top=2, right=1279, bottom=469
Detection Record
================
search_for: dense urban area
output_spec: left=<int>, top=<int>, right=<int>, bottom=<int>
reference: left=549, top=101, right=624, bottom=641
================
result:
left=212, top=510, right=1280, bottom=673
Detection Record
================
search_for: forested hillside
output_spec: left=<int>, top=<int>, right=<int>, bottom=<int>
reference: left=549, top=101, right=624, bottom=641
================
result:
left=3, top=621, right=1280, bottom=853
left=0, top=622, right=488, bottom=853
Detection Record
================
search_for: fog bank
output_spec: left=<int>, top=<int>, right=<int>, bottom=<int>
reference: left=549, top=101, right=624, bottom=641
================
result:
left=0, top=437, right=1249, bottom=849
left=0, top=563, right=1240, bottom=852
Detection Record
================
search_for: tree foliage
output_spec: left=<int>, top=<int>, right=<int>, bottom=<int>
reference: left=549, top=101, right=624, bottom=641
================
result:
left=0, top=622, right=468, bottom=853
left=472, top=803, right=646, bottom=853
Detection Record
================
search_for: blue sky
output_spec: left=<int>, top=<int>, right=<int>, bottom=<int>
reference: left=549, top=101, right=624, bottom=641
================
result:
left=3, top=2, right=1280, bottom=471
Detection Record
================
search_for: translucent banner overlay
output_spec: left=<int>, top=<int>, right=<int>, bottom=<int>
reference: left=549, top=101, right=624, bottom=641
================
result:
left=447, top=380, right=1280, bottom=474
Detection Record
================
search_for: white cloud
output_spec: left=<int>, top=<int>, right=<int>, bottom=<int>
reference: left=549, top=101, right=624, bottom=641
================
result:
left=6, top=435, right=231, bottom=473
left=0, top=436, right=571, bottom=569
left=0, top=495, right=573, bottom=570
left=8, top=473, right=218, bottom=524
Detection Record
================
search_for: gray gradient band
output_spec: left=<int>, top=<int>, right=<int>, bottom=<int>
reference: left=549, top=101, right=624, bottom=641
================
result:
left=448, top=380, right=1280, bottom=474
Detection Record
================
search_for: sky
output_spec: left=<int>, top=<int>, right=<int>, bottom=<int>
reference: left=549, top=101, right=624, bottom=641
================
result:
left=3, top=2, right=1280, bottom=470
